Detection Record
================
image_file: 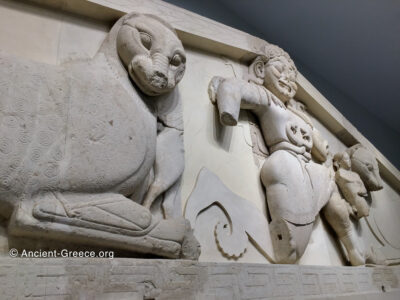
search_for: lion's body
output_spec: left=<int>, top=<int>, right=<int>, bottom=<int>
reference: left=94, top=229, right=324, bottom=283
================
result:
left=0, top=53, right=157, bottom=215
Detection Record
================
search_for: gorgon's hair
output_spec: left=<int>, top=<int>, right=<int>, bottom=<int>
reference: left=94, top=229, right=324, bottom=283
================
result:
left=254, top=43, right=298, bottom=75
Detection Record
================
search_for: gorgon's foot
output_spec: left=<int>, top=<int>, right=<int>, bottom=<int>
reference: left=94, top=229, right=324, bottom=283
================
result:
left=340, top=233, right=366, bottom=266
left=270, top=218, right=297, bottom=264
left=348, top=248, right=365, bottom=266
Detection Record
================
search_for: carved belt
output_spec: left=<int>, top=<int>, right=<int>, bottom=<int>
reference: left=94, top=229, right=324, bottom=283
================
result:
left=269, top=141, right=311, bottom=162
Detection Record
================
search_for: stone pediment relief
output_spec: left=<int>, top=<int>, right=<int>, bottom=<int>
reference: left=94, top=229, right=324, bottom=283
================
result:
left=0, top=0, right=398, bottom=271
left=0, top=1, right=400, bottom=299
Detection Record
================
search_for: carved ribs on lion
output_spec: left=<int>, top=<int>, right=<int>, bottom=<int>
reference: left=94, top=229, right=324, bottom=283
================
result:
left=0, top=13, right=200, bottom=260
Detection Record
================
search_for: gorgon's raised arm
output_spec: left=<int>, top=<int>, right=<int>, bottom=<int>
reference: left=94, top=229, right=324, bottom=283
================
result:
left=209, top=76, right=275, bottom=126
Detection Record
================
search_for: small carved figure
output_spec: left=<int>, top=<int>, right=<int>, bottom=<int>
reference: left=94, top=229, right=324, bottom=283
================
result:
left=334, top=144, right=383, bottom=219
left=286, top=99, right=329, bottom=163
left=347, top=144, right=383, bottom=192
left=209, top=44, right=374, bottom=265
left=0, top=13, right=199, bottom=259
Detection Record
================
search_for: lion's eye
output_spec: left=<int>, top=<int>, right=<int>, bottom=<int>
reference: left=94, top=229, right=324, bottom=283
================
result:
left=171, top=54, right=184, bottom=66
left=139, top=32, right=152, bottom=50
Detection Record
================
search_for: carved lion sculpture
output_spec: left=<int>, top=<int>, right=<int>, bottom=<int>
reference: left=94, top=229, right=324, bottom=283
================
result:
left=0, top=13, right=200, bottom=259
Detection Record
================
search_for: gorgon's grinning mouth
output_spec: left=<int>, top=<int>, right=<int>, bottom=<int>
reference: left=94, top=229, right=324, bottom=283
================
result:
left=279, top=81, right=292, bottom=93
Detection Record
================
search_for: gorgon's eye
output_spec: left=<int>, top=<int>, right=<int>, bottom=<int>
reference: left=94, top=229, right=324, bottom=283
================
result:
left=171, top=54, right=185, bottom=66
left=139, top=32, right=152, bottom=50
left=271, top=65, right=281, bottom=77
left=274, top=63, right=284, bottom=73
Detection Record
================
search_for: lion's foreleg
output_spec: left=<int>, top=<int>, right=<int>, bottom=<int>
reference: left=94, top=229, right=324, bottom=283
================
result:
left=142, top=127, right=184, bottom=212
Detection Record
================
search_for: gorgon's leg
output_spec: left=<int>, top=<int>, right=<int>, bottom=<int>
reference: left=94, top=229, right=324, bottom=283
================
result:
left=261, top=150, right=315, bottom=263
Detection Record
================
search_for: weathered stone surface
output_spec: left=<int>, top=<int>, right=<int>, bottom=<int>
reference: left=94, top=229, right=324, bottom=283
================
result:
left=0, top=12, right=199, bottom=259
left=0, top=258, right=399, bottom=299
left=185, top=168, right=275, bottom=261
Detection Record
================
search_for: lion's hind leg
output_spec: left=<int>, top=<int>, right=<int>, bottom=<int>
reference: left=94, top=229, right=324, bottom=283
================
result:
left=9, top=191, right=198, bottom=259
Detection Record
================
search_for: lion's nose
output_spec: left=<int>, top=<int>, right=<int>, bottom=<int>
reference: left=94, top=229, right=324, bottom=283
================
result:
left=150, top=72, right=167, bottom=89
left=152, top=52, right=169, bottom=89
left=375, top=181, right=383, bottom=191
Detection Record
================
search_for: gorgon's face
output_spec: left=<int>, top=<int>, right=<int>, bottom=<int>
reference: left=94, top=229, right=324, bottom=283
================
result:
left=117, top=15, right=186, bottom=96
left=264, top=56, right=297, bottom=103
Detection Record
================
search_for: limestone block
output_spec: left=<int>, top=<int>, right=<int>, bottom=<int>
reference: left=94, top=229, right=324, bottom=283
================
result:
left=0, top=0, right=109, bottom=65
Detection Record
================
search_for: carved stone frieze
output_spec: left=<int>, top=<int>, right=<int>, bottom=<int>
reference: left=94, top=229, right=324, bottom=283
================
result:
left=208, top=43, right=382, bottom=265
left=0, top=258, right=399, bottom=299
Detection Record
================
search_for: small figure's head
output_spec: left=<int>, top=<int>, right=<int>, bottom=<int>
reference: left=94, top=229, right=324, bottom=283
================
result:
left=348, top=144, right=383, bottom=191
left=286, top=99, right=329, bottom=161
left=117, top=13, right=186, bottom=96
left=333, top=151, right=352, bottom=171
left=249, top=44, right=297, bottom=103
left=311, top=129, right=330, bottom=162
left=287, top=99, right=306, bottom=113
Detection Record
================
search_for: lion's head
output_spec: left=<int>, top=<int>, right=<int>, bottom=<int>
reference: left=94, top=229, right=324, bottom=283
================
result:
left=117, top=14, right=186, bottom=96
left=348, top=144, right=383, bottom=191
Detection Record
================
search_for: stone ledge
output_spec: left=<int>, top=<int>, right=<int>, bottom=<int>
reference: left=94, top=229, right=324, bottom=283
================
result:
left=0, top=258, right=399, bottom=299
